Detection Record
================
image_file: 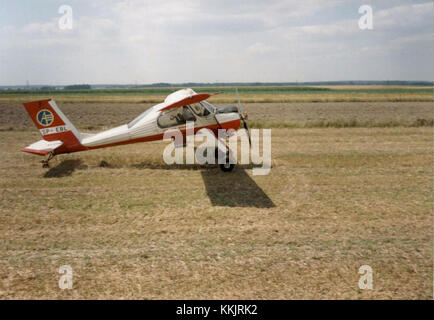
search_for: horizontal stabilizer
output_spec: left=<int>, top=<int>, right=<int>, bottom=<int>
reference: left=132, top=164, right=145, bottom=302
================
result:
left=22, top=140, right=63, bottom=156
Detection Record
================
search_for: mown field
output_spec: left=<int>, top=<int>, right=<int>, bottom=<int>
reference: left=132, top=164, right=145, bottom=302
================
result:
left=0, top=89, right=432, bottom=299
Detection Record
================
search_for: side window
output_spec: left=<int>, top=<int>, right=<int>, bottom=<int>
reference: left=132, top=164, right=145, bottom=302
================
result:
left=157, top=106, right=196, bottom=128
left=190, top=103, right=210, bottom=117
left=182, top=106, right=196, bottom=121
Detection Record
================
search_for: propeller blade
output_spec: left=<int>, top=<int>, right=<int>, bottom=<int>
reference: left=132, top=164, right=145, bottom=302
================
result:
left=243, top=118, right=251, bottom=146
left=236, top=88, right=243, bottom=114
left=235, top=88, right=250, bottom=146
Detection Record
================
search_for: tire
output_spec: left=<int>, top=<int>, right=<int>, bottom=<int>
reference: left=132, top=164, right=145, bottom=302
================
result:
left=216, top=147, right=235, bottom=172
left=219, top=163, right=235, bottom=172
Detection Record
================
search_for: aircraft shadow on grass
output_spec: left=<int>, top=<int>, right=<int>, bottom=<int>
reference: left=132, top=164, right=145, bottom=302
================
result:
left=201, top=168, right=275, bottom=208
left=43, top=159, right=85, bottom=178
left=44, top=160, right=275, bottom=208
left=133, top=162, right=275, bottom=208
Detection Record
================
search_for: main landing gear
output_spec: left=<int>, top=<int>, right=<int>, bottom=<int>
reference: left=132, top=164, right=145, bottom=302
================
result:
left=220, top=161, right=235, bottom=172
left=214, top=147, right=235, bottom=172
left=41, top=152, right=54, bottom=168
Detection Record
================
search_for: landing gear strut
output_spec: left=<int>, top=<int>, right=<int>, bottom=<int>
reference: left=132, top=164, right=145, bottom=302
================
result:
left=41, top=152, right=54, bottom=168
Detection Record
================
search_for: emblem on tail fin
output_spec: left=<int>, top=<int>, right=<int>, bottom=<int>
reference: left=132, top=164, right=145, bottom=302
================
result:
left=36, top=109, right=54, bottom=126
left=22, top=99, right=85, bottom=158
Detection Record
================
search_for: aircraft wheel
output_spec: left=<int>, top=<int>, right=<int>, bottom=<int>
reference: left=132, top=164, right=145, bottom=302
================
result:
left=215, top=147, right=235, bottom=172
left=219, top=150, right=235, bottom=172
left=219, top=162, right=235, bottom=172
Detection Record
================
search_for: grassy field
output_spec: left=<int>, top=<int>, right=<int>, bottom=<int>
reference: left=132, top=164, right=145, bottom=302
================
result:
left=0, top=85, right=432, bottom=104
left=0, top=91, right=432, bottom=299
left=0, top=127, right=432, bottom=299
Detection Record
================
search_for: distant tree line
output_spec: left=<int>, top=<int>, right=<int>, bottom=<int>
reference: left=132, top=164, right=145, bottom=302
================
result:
left=0, top=81, right=432, bottom=91
left=63, top=84, right=91, bottom=90
left=95, top=80, right=433, bottom=89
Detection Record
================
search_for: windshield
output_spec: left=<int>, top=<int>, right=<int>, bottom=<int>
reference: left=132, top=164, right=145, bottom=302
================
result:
left=127, top=107, right=153, bottom=128
left=190, top=103, right=210, bottom=117
left=200, top=101, right=216, bottom=114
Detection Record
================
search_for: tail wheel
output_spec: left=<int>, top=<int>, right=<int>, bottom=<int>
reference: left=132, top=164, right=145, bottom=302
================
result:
left=41, top=152, right=54, bottom=169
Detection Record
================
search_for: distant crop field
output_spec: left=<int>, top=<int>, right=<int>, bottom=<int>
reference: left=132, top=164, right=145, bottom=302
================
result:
left=0, top=85, right=432, bottom=103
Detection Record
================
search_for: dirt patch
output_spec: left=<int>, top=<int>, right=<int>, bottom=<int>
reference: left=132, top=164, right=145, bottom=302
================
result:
left=0, top=101, right=432, bottom=131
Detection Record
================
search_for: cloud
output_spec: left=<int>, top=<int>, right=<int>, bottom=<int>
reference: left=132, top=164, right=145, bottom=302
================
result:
left=374, top=2, right=433, bottom=30
left=0, top=0, right=432, bottom=85
left=247, top=42, right=277, bottom=55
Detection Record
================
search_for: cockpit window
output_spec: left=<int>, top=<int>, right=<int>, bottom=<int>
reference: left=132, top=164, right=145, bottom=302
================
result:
left=127, top=107, right=153, bottom=128
left=157, top=106, right=196, bottom=128
left=200, top=101, right=216, bottom=114
left=189, top=101, right=216, bottom=117
left=190, top=103, right=210, bottom=117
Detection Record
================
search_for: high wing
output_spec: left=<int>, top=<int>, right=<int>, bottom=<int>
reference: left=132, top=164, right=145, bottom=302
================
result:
left=157, top=88, right=220, bottom=112
left=159, top=93, right=212, bottom=111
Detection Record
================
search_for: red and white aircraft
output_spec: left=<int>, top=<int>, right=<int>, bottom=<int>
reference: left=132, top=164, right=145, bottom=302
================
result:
left=22, top=88, right=250, bottom=171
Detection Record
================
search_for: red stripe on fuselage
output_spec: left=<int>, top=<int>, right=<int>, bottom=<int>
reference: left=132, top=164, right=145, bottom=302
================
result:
left=49, top=131, right=87, bottom=154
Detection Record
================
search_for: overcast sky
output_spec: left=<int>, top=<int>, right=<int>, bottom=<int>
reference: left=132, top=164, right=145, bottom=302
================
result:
left=0, top=0, right=432, bottom=85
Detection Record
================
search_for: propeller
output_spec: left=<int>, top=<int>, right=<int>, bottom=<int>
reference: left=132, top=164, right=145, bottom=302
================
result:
left=236, top=88, right=251, bottom=146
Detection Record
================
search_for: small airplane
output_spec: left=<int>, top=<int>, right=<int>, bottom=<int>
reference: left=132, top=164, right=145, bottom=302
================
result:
left=22, top=88, right=250, bottom=172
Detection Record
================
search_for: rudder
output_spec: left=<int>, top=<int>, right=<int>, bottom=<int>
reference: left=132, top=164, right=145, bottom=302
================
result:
left=22, top=99, right=84, bottom=153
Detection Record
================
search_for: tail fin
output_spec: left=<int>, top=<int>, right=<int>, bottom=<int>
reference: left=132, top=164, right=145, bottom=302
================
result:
left=23, top=99, right=84, bottom=152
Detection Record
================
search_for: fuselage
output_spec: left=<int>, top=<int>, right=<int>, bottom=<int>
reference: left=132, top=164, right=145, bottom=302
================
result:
left=22, top=88, right=242, bottom=156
